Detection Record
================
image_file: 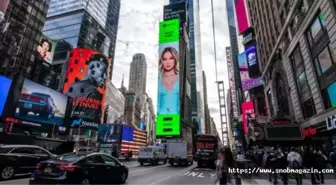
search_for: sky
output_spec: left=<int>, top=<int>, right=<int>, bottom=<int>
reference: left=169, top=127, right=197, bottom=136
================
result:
left=112, top=0, right=231, bottom=136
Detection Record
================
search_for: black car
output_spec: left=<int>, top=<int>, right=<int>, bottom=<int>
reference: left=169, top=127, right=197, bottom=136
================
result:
left=29, top=152, right=129, bottom=184
left=0, top=145, right=56, bottom=180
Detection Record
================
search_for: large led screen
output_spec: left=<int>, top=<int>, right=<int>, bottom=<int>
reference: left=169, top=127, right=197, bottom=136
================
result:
left=246, top=45, right=260, bottom=76
left=63, top=48, right=110, bottom=129
left=327, top=81, right=336, bottom=107
left=0, top=0, right=9, bottom=21
left=0, top=75, right=12, bottom=117
left=234, top=0, right=249, bottom=34
left=238, top=51, right=263, bottom=91
left=15, top=79, right=68, bottom=125
left=98, top=124, right=122, bottom=143
left=156, top=19, right=180, bottom=136
left=241, top=101, right=255, bottom=133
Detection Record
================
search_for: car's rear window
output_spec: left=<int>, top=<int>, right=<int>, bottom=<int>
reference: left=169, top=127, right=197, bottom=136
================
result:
left=55, top=155, right=85, bottom=163
left=140, top=148, right=152, bottom=152
left=0, top=147, right=13, bottom=154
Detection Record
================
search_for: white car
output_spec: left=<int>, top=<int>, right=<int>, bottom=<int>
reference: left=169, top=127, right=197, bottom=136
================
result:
left=138, top=146, right=167, bottom=166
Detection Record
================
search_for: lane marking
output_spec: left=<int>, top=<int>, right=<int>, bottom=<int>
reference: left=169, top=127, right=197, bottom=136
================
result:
left=129, top=165, right=167, bottom=174
left=149, top=175, right=174, bottom=185
left=0, top=178, right=29, bottom=184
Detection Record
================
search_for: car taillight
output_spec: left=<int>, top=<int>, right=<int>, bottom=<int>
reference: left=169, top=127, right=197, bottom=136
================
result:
left=57, top=164, right=78, bottom=172
left=36, top=163, right=42, bottom=169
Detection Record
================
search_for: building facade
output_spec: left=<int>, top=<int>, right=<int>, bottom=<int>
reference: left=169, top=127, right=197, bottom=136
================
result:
left=124, top=92, right=141, bottom=128
left=44, top=0, right=120, bottom=88
left=128, top=53, right=147, bottom=96
left=248, top=0, right=336, bottom=147
left=202, top=71, right=211, bottom=134
left=106, top=80, right=125, bottom=124
left=169, top=0, right=205, bottom=134
left=0, top=0, right=53, bottom=85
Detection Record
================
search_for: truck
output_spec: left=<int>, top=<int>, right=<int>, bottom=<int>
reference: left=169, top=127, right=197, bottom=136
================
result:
left=166, top=140, right=193, bottom=166
left=194, top=134, right=219, bottom=168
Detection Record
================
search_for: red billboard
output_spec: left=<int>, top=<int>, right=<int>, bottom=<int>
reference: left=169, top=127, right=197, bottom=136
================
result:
left=63, top=48, right=110, bottom=129
left=0, top=0, right=9, bottom=17
left=234, top=0, right=249, bottom=34
left=242, top=101, right=255, bottom=133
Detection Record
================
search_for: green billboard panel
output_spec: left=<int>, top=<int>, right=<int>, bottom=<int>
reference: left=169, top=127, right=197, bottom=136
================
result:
left=156, top=114, right=180, bottom=136
left=159, top=19, right=180, bottom=44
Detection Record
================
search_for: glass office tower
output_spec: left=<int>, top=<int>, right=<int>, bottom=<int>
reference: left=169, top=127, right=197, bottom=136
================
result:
left=169, top=0, right=205, bottom=134
left=44, top=0, right=120, bottom=81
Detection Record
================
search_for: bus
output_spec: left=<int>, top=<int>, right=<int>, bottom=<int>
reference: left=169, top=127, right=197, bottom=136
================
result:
left=194, top=134, right=219, bottom=167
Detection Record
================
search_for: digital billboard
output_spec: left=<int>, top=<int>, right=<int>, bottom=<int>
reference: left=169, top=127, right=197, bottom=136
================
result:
left=156, top=19, right=180, bottom=137
left=36, top=35, right=58, bottom=64
left=15, top=79, right=68, bottom=126
left=234, top=0, right=249, bottom=34
left=238, top=52, right=264, bottom=91
left=164, top=2, right=187, bottom=23
left=0, top=0, right=9, bottom=21
left=246, top=45, right=260, bottom=77
left=0, top=75, right=12, bottom=117
left=63, top=48, right=110, bottom=130
left=98, top=124, right=122, bottom=143
left=327, top=81, right=336, bottom=107
left=241, top=101, right=255, bottom=133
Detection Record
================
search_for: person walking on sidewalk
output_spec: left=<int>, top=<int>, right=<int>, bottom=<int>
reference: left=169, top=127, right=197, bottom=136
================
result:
left=287, top=147, right=303, bottom=185
left=329, top=146, right=336, bottom=179
left=216, top=147, right=235, bottom=185
left=304, top=147, right=318, bottom=185
left=267, top=147, right=278, bottom=185
left=276, top=147, right=288, bottom=185
left=315, top=148, right=327, bottom=184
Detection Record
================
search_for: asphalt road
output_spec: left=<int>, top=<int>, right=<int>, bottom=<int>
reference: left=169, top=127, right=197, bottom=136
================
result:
left=0, top=162, right=217, bottom=185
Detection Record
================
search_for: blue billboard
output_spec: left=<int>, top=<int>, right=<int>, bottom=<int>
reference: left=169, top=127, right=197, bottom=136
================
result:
left=0, top=75, right=12, bottom=117
left=15, top=79, right=68, bottom=126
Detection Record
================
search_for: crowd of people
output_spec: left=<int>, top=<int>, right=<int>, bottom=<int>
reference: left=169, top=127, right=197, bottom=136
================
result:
left=215, top=146, right=336, bottom=185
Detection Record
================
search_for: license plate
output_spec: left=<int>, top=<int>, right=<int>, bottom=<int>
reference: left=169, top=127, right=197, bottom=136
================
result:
left=24, top=103, right=32, bottom=109
left=44, top=168, right=52, bottom=173
left=202, top=157, right=208, bottom=160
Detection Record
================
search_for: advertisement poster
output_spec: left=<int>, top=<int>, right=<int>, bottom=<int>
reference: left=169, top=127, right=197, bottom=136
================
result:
left=192, top=116, right=201, bottom=135
left=37, top=35, right=58, bottom=64
left=0, top=0, right=9, bottom=21
left=246, top=45, right=260, bottom=76
left=241, top=101, right=255, bottom=133
left=156, top=19, right=180, bottom=137
left=0, top=75, right=12, bottom=117
left=234, top=0, right=249, bottom=34
left=98, top=124, right=122, bottom=143
left=327, top=82, right=336, bottom=107
left=63, top=48, right=110, bottom=129
left=238, top=51, right=263, bottom=91
left=163, top=2, right=186, bottom=23
left=139, top=120, right=146, bottom=130
left=15, top=79, right=68, bottom=126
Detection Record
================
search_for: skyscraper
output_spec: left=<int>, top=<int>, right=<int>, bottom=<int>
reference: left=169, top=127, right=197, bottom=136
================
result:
left=169, top=0, right=205, bottom=134
left=128, top=53, right=147, bottom=96
left=43, top=0, right=120, bottom=83
left=0, top=0, right=52, bottom=82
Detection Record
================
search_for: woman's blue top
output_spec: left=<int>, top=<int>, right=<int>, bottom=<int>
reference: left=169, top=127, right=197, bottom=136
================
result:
left=157, top=73, right=180, bottom=115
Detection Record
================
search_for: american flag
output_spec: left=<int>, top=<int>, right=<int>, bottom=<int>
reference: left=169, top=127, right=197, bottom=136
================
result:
left=121, top=125, right=147, bottom=155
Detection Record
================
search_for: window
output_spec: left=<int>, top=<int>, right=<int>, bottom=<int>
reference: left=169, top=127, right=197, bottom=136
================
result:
left=0, top=147, right=13, bottom=154
left=101, top=155, right=117, bottom=166
left=85, top=155, right=105, bottom=164
left=301, top=99, right=316, bottom=119
left=298, top=72, right=309, bottom=92
left=307, top=13, right=327, bottom=47
left=314, top=47, right=334, bottom=75
left=32, top=148, right=50, bottom=156
left=11, top=148, right=34, bottom=154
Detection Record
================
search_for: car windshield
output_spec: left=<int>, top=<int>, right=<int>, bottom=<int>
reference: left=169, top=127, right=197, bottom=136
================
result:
left=0, top=147, right=13, bottom=154
left=54, top=154, right=85, bottom=163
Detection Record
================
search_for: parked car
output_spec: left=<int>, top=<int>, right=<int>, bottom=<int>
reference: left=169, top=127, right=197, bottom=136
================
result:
left=29, top=152, right=129, bottom=184
left=138, top=146, right=167, bottom=166
left=0, top=145, right=56, bottom=180
left=17, top=92, right=56, bottom=120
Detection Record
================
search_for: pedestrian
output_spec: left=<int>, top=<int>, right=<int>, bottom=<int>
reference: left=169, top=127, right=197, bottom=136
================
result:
left=287, top=147, right=303, bottom=185
left=315, top=148, right=327, bottom=184
left=267, top=147, right=278, bottom=185
left=329, top=146, right=336, bottom=179
left=216, top=147, right=234, bottom=185
left=304, top=147, right=318, bottom=185
left=276, top=147, right=288, bottom=185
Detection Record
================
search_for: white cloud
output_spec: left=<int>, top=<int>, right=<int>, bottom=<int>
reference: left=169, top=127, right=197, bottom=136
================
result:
left=113, top=0, right=230, bottom=138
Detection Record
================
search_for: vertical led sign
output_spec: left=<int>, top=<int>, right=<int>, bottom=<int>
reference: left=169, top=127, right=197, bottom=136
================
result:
left=234, top=0, right=249, bottom=34
left=156, top=19, right=180, bottom=137
left=246, top=45, right=260, bottom=77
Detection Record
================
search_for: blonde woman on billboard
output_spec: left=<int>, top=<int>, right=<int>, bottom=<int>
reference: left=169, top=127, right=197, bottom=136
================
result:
left=158, top=47, right=180, bottom=115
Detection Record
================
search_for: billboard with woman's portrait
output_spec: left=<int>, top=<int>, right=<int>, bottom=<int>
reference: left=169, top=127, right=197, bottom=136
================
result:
left=36, top=35, right=57, bottom=64
left=156, top=19, right=180, bottom=137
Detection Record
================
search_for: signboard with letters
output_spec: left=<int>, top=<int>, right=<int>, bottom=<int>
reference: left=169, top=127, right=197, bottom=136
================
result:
left=327, top=114, right=336, bottom=130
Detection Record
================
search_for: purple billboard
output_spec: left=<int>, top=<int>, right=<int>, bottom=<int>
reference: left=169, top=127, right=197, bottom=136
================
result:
left=246, top=45, right=261, bottom=77
left=237, top=51, right=263, bottom=91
